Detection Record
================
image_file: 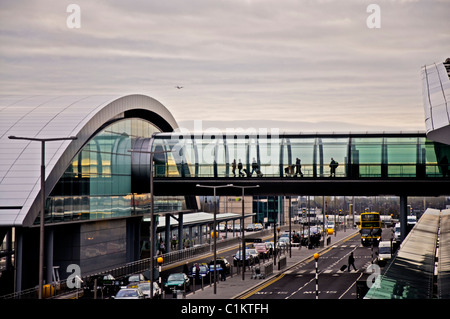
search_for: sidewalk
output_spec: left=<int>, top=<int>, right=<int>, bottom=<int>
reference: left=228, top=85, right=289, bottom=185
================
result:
left=186, top=228, right=359, bottom=299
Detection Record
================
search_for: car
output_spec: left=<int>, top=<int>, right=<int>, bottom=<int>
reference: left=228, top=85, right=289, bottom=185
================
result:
left=233, top=250, right=254, bottom=266
left=246, top=224, right=256, bottom=231
left=254, top=223, right=264, bottom=231
left=394, top=222, right=401, bottom=242
left=278, top=236, right=291, bottom=247
left=246, top=248, right=260, bottom=263
left=164, top=273, right=190, bottom=292
left=280, top=231, right=290, bottom=238
left=113, top=287, right=145, bottom=299
left=82, top=274, right=120, bottom=298
left=128, top=273, right=145, bottom=284
left=209, top=257, right=231, bottom=274
left=253, top=242, right=270, bottom=258
left=135, top=281, right=161, bottom=299
left=326, top=221, right=335, bottom=231
left=189, top=263, right=210, bottom=280
left=228, top=224, right=242, bottom=232
left=378, top=241, right=393, bottom=266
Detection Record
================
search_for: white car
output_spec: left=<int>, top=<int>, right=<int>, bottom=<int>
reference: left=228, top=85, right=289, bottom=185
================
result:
left=394, top=222, right=401, bottom=242
left=113, top=288, right=145, bottom=299
left=378, top=241, right=392, bottom=265
left=278, top=237, right=290, bottom=247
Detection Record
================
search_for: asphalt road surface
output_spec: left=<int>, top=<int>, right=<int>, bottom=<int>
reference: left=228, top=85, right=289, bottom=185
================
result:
left=245, top=232, right=388, bottom=300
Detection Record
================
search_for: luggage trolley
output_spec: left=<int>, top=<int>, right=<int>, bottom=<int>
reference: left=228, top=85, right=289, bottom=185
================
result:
left=251, top=265, right=265, bottom=279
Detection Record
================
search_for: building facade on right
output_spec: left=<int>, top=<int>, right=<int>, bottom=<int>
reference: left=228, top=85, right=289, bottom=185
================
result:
left=421, top=58, right=450, bottom=145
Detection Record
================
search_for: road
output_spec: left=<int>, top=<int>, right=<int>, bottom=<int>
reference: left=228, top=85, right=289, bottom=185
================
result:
left=243, top=229, right=394, bottom=300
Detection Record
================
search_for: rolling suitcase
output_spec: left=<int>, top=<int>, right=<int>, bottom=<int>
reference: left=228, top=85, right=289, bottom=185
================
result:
left=340, top=265, right=347, bottom=271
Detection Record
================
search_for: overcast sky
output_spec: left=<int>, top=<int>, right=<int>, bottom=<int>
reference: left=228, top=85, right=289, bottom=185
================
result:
left=1, top=0, right=449, bottom=133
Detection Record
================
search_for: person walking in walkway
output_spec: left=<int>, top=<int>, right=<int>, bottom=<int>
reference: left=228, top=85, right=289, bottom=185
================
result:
left=238, top=159, right=243, bottom=177
left=348, top=252, right=357, bottom=271
left=330, top=158, right=339, bottom=177
left=232, top=159, right=237, bottom=177
left=295, top=158, right=304, bottom=177
left=251, top=157, right=258, bottom=176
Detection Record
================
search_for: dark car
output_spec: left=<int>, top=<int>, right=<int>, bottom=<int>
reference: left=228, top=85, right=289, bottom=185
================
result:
left=189, top=263, right=210, bottom=281
left=209, top=257, right=231, bottom=275
left=82, top=274, right=121, bottom=298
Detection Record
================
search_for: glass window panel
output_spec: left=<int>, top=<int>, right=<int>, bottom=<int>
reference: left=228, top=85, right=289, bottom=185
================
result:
left=290, top=138, right=315, bottom=177
left=321, top=138, right=348, bottom=177
left=45, top=118, right=162, bottom=224
left=386, top=138, right=417, bottom=177
left=258, top=137, right=279, bottom=177
left=352, top=138, right=383, bottom=177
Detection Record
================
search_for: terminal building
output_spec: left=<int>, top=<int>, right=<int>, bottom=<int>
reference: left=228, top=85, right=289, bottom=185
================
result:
left=0, top=94, right=198, bottom=292
left=1, top=57, right=450, bottom=296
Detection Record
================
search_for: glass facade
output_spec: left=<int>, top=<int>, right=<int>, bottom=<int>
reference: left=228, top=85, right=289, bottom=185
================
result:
left=44, top=118, right=185, bottom=224
left=152, top=133, right=450, bottom=178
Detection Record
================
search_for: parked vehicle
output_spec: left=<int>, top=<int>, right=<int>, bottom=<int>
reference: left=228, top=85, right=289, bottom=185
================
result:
left=189, top=263, right=210, bottom=280
left=278, top=236, right=291, bottom=247
left=254, top=242, right=271, bottom=258
left=113, top=287, right=145, bottom=299
left=164, top=273, right=190, bottom=292
left=82, top=273, right=120, bottom=298
left=394, top=222, right=401, bottom=242
left=254, top=223, right=264, bottom=231
left=246, top=248, right=260, bottom=263
left=209, top=257, right=231, bottom=274
left=228, top=224, right=242, bottom=232
left=127, top=273, right=145, bottom=284
left=233, top=250, right=254, bottom=266
left=136, top=281, right=161, bottom=299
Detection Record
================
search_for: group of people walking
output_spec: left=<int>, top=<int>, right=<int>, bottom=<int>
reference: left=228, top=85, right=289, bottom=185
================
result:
left=230, top=157, right=339, bottom=177
left=231, top=158, right=263, bottom=177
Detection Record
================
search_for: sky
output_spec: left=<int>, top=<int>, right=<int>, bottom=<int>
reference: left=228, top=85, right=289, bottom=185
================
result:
left=0, top=0, right=449, bottom=133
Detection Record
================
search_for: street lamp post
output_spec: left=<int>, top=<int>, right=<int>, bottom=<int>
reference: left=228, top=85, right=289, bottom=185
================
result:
left=128, top=137, right=170, bottom=299
left=8, top=135, right=77, bottom=299
left=196, top=184, right=233, bottom=294
left=230, top=185, right=259, bottom=280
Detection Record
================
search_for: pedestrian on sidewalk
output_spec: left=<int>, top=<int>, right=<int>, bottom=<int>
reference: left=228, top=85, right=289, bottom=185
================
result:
left=348, top=252, right=357, bottom=271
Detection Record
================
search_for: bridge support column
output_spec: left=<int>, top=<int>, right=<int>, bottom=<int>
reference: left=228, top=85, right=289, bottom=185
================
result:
left=178, top=213, right=183, bottom=250
left=165, top=214, right=170, bottom=253
left=400, top=195, right=408, bottom=242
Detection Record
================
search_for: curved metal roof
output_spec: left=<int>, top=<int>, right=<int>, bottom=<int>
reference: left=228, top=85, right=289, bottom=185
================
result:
left=421, top=60, right=450, bottom=145
left=0, top=94, right=178, bottom=227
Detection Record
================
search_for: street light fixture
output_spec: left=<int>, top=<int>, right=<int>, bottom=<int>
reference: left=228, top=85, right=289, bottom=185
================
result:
left=196, top=184, right=233, bottom=294
left=8, top=135, right=77, bottom=299
left=230, top=185, right=259, bottom=280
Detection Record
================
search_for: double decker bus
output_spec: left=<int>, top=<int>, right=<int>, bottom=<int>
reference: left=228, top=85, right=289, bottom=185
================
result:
left=360, top=212, right=382, bottom=246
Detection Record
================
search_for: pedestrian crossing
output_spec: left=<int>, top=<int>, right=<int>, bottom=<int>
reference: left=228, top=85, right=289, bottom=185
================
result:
left=333, top=244, right=358, bottom=248
left=290, top=268, right=362, bottom=276
left=281, top=239, right=378, bottom=276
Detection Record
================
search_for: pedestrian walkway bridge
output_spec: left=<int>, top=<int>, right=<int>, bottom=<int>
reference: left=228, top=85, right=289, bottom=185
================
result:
left=132, top=132, right=450, bottom=196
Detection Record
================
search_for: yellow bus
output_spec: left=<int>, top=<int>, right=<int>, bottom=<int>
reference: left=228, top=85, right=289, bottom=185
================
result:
left=360, top=212, right=382, bottom=246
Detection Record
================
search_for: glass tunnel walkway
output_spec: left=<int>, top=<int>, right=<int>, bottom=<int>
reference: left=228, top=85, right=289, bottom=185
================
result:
left=139, top=132, right=450, bottom=180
